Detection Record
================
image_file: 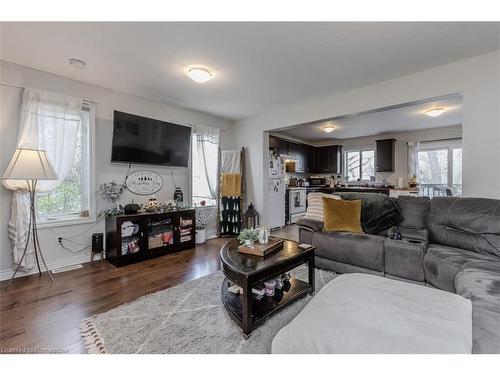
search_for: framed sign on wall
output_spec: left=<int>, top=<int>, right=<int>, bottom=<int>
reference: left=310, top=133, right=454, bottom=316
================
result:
left=126, top=170, right=163, bottom=195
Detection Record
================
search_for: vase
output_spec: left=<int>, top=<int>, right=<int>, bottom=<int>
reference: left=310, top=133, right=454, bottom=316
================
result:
left=108, top=198, right=118, bottom=211
left=195, top=228, right=206, bottom=244
left=244, top=239, right=254, bottom=247
left=258, top=226, right=270, bottom=244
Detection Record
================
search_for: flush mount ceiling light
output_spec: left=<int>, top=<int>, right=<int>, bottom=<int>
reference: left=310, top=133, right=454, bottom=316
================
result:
left=68, top=58, right=87, bottom=69
left=187, top=67, right=213, bottom=83
left=323, top=125, right=335, bottom=133
left=425, top=108, right=447, bottom=117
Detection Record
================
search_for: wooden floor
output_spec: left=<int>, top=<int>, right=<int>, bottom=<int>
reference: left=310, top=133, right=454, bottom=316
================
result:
left=0, top=238, right=228, bottom=354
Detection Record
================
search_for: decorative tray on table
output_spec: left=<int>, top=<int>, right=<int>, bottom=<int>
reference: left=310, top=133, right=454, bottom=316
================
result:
left=238, top=238, right=284, bottom=256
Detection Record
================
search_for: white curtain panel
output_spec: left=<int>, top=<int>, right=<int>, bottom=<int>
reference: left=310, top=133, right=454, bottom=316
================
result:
left=407, top=141, right=420, bottom=181
left=195, top=125, right=221, bottom=201
left=2, top=87, right=84, bottom=269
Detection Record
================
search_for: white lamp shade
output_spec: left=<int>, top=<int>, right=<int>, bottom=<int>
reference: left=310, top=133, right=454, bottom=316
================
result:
left=2, top=148, right=58, bottom=180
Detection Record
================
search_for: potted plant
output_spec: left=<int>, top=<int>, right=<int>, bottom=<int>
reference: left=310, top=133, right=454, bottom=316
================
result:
left=195, top=205, right=214, bottom=244
left=237, top=228, right=259, bottom=247
left=99, top=181, right=125, bottom=210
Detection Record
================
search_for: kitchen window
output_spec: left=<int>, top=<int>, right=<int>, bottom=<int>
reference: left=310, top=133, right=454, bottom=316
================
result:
left=37, top=105, right=95, bottom=226
left=344, top=149, right=375, bottom=182
left=416, top=139, right=462, bottom=196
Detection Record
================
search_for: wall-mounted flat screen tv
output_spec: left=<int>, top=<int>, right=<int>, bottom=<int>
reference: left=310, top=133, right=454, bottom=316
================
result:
left=111, top=111, right=191, bottom=167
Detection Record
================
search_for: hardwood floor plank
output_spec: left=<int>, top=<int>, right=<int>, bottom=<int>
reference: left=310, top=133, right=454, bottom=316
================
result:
left=0, top=238, right=227, bottom=353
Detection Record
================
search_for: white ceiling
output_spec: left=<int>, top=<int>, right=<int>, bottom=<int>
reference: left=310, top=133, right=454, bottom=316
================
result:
left=1, top=22, right=499, bottom=120
left=274, top=95, right=462, bottom=141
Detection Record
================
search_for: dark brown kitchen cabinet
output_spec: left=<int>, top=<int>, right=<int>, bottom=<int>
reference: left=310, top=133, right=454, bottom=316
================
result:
left=290, top=142, right=308, bottom=173
left=287, top=142, right=300, bottom=159
left=268, top=135, right=279, bottom=150
left=269, top=136, right=289, bottom=157
left=269, top=135, right=342, bottom=174
left=327, top=145, right=343, bottom=174
left=306, top=145, right=315, bottom=173
left=314, top=147, right=329, bottom=172
left=313, top=145, right=343, bottom=173
left=270, top=136, right=309, bottom=172
left=376, top=138, right=396, bottom=173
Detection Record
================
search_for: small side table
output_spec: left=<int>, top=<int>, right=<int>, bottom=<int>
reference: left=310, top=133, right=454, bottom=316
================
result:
left=220, top=238, right=315, bottom=337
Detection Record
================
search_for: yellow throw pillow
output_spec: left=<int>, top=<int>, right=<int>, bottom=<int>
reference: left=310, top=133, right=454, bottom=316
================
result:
left=304, top=192, right=341, bottom=222
left=322, top=198, right=363, bottom=233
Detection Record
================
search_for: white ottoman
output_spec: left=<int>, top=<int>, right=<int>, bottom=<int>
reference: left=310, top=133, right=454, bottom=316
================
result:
left=272, top=273, right=472, bottom=353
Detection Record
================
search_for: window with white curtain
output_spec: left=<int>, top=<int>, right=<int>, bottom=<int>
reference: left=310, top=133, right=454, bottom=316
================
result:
left=416, top=139, right=462, bottom=196
left=36, top=105, right=94, bottom=224
left=191, top=126, right=220, bottom=206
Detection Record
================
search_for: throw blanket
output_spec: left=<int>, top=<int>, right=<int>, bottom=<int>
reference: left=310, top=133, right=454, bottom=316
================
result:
left=220, top=173, right=242, bottom=197
left=221, top=150, right=241, bottom=173
left=329, top=192, right=403, bottom=234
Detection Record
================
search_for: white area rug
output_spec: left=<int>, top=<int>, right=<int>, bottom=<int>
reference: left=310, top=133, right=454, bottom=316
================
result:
left=81, top=266, right=336, bottom=353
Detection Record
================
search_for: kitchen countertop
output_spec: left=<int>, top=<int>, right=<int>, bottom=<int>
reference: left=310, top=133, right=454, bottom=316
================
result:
left=286, top=186, right=392, bottom=191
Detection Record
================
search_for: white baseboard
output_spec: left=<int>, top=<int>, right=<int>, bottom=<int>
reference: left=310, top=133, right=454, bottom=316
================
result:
left=0, top=251, right=102, bottom=281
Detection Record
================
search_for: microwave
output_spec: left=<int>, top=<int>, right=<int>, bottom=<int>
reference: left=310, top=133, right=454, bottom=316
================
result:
left=308, top=177, right=326, bottom=187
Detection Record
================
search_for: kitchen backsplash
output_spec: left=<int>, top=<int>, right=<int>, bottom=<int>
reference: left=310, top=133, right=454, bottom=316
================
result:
left=285, top=171, right=404, bottom=187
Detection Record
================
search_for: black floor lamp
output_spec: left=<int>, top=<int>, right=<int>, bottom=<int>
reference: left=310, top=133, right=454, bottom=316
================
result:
left=2, top=148, right=58, bottom=282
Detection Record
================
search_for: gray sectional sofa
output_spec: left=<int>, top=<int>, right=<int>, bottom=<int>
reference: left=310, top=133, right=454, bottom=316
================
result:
left=297, top=195, right=500, bottom=353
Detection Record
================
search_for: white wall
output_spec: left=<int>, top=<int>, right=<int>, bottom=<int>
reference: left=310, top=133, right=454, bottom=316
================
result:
left=0, top=61, right=234, bottom=279
left=235, top=51, right=500, bottom=225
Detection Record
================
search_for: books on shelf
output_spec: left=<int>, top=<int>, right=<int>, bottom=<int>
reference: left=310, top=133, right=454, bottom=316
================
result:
left=180, top=235, right=192, bottom=243
left=180, top=218, right=193, bottom=227
left=121, top=238, right=140, bottom=255
left=180, top=228, right=191, bottom=235
left=148, top=231, right=174, bottom=249
left=121, top=221, right=140, bottom=237
left=148, top=235, right=163, bottom=249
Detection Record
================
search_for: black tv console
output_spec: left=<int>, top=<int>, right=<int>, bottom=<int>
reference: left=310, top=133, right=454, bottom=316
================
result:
left=105, top=209, right=196, bottom=267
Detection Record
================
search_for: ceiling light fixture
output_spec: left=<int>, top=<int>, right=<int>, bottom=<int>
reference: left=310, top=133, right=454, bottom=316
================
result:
left=68, top=58, right=87, bottom=69
left=323, top=126, right=335, bottom=133
left=187, top=67, right=213, bottom=83
left=425, top=108, right=446, bottom=117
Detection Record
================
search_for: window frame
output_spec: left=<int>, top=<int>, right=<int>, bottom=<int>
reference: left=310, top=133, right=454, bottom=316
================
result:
left=416, top=139, right=462, bottom=195
left=191, top=130, right=218, bottom=208
left=37, top=105, right=96, bottom=228
left=343, top=147, right=376, bottom=183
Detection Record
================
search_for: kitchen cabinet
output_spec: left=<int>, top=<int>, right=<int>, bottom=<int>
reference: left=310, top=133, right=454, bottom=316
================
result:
left=297, top=148, right=307, bottom=173
left=289, top=142, right=308, bottom=173
left=313, top=145, right=343, bottom=173
left=269, top=135, right=342, bottom=174
left=270, top=136, right=308, bottom=172
left=306, top=145, right=315, bottom=173
left=327, top=145, right=343, bottom=174
left=376, top=138, right=396, bottom=172
left=269, top=135, right=289, bottom=157
left=288, top=141, right=301, bottom=158
left=314, top=147, right=329, bottom=173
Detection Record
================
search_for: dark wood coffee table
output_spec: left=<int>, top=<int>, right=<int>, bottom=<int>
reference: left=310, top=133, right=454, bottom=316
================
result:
left=220, top=238, right=315, bottom=337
